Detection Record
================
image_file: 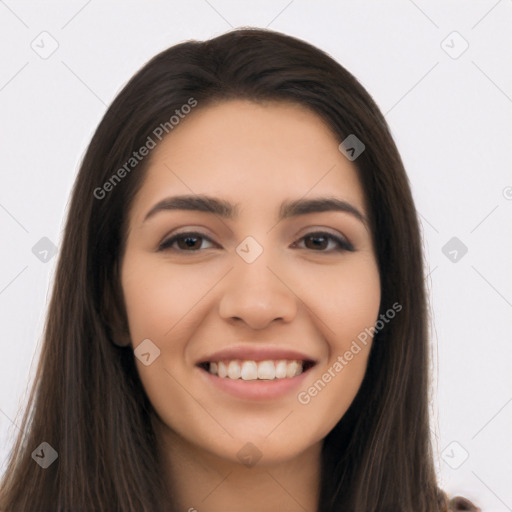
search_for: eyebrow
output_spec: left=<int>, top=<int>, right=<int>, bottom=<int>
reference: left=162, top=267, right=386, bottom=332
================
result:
left=143, top=194, right=368, bottom=227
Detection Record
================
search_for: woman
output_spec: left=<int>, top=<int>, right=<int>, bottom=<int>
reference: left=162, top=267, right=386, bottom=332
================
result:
left=0, top=27, right=479, bottom=511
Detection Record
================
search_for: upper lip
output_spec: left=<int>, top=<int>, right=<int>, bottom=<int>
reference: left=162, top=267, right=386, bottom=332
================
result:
left=196, top=345, right=318, bottom=364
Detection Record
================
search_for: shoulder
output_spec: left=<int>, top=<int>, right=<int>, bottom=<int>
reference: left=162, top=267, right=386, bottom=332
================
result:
left=448, top=495, right=481, bottom=511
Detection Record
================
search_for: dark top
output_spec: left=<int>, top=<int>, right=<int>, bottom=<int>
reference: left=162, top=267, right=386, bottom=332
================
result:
left=448, top=495, right=481, bottom=511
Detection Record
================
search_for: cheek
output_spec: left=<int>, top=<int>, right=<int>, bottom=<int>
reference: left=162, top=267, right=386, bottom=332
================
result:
left=121, top=255, right=223, bottom=346
left=292, top=256, right=380, bottom=435
left=332, top=264, right=381, bottom=342
left=318, top=256, right=380, bottom=381
left=297, top=254, right=381, bottom=346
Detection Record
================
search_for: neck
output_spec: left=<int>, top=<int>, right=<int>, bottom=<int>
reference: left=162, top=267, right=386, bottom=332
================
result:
left=155, top=419, right=322, bottom=512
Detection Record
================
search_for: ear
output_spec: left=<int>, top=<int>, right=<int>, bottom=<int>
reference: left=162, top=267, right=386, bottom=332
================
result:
left=108, top=310, right=132, bottom=347
left=101, top=263, right=132, bottom=348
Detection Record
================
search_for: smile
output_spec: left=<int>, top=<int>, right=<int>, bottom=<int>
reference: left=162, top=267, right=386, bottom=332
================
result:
left=196, top=359, right=317, bottom=401
left=198, top=359, right=316, bottom=380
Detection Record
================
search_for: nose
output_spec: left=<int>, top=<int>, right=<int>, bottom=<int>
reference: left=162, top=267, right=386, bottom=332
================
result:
left=218, top=249, right=298, bottom=330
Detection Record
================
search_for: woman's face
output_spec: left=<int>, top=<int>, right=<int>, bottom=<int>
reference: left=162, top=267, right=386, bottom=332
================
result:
left=120, top=99, right=381, bottom=466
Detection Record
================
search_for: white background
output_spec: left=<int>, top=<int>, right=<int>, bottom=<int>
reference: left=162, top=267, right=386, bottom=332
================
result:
left=1, top=1, right=511, bottom=510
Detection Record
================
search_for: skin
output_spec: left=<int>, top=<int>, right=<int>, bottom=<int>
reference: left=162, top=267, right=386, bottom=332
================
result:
left=120, top=99, right=381, bottom=512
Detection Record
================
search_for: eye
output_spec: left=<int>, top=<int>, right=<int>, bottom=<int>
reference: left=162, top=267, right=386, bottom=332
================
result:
left=158, top=230, right=354, bottom=253
left=293, top=231, right=354, bottom=252
left=158, top=231, right=216, bottom=252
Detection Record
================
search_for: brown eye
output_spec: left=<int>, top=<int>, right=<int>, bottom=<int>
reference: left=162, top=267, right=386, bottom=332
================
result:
left=158, top=232, right=215, bottom=252
left=296, top=232, right=354, bottom=252
left=158, top=231, right=354, bottom=254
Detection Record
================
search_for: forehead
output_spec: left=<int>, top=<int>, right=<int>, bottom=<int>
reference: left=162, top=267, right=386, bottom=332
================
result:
left=129, top=99, right=367, bottom=223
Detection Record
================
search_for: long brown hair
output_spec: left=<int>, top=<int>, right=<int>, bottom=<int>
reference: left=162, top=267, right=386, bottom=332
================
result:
left=0, top=27, right=448, bottom=511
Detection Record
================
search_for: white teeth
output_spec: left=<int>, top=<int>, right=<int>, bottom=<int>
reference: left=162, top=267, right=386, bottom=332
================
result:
left=257, top=360, right=275, bottom=380
left=275, top=360, right=288, bottom=379
left=287, top=361, right=301, bottom=378
left=241, top=361, right=258, bottom=381
left=217, top=361, right=227, bottom=378
left=227, top=360, right=241, bottom=379
left=206, top=359, right=307, bottom=380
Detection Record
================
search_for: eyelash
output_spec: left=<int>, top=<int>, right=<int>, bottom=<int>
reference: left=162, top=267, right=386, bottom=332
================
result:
left=157, top=231, right=355, bottom=253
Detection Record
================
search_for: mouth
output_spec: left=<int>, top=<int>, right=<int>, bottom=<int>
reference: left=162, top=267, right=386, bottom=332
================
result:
left=194, top=346, right=318, bottom=400
left=196, top=359, right=317, bottom=381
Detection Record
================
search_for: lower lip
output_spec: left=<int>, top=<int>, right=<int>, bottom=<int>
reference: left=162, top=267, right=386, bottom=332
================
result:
left=196, top=365, right=313, bottom=401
